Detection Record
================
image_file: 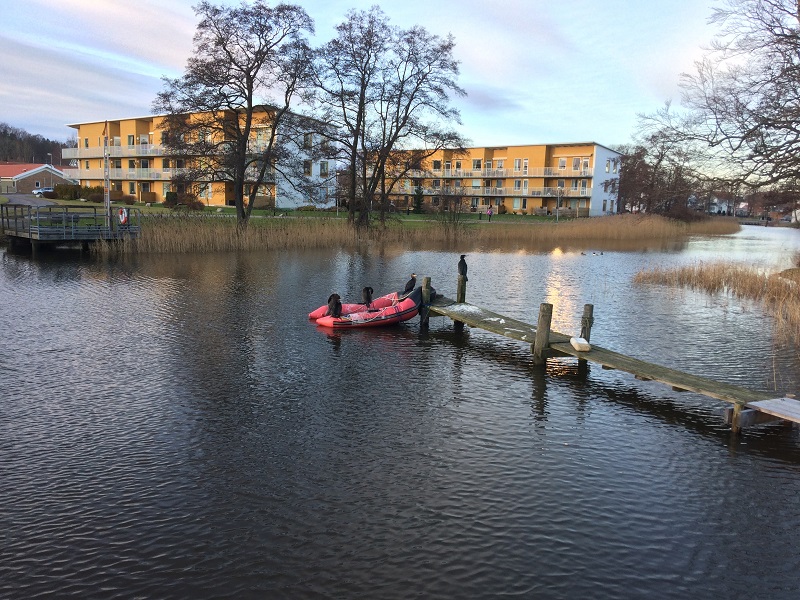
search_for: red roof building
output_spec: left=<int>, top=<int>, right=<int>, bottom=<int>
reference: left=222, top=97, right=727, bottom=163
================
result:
left=0, top=163, right=74, bottom=195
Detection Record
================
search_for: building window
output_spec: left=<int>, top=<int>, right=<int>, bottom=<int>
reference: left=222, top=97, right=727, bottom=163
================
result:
left=606, top=159, right=611, bottom=173
left=303, top=133, right=312, bottom=148
left=84, top=160, right=89, bottom=169
left=444, top=161, right=451, bottom=171
left=112, top=182, right=122, bottom=191
left=557, top=179, right=565, bottom=188
left=523, top=158, right=528, bottom=174
left=558, top=158, right=566, bottom=170
left=514, top=180, right=522, bottom=190
left=303, top=160, right=312, bottom=175
left=453, top=179, right=461, bottom=188
left=129, top=182, right=135, bottom=194
left=432, top=179, right=441, bottom=188
left=175, top=159, right=185, bottom=169
left=140, top=159, right=150, bottom=169
left=432, top=160, right=442, bottom=170
left=472, top=159, right=481, bottom=170
left=455, top=160, right=462, bottom=170
left=582, top=157, right=590, bottom=171
left=127, top=135, right=135, bottom=146
left=522, top=198, right=527, bottom=209
left=513, top=198, right=521, bottom=210
left=471, top=198, right=478, bottom=207
left=112, top=159, right=121, bottom=169
left=603, top=199, right=608, bottom=211
left=141, top=182, right=150, bottom=193
left=163, top=158, right=171, bottom=170
left=580, top=180, right=588, bottom=193
left=128, top=160, right=136, bottom=169
left=472, top=179, right=480, bottom=188
left=571, top=180, right=579, bottom=190
left=163, top=183, right=171, bottom=195
left=432, top=196, right=440, bottom=206
left=613, top=159, right=619, bottom=173
left=514, top=158, right=521, bottom=172
left=83, top=138, right=89, bottom=148
left=319, top=161, right=328, bottom=177
left=485, top=160, right=492, bottom=170
left=496, top=159, right=504, bottom=170
left=572, top=157, right=581, bottom=171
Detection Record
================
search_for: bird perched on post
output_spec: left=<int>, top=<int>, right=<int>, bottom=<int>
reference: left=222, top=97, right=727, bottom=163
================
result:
left=458, top=255, right=468, bottom=281
left=403, top=273, right=417, bottom=294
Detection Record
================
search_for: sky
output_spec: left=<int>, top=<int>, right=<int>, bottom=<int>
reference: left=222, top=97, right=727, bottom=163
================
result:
left=1, top=0, right=722, bottom=149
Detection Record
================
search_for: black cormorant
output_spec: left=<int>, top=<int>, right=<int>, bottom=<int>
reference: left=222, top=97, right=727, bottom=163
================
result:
left=361, top=286, right=374, bottom=307
left=403, top=273, right=417, bottom=294
left=458, top=255, right=468, bottom=281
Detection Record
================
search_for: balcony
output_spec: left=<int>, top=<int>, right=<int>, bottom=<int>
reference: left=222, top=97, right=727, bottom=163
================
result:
left=404, top=166, right=593, bottom=179
left=63, top=168, right=186, bottom=181
left=62, top=144, right=168, bottom=160
left=413, top=186, right=591, bottom=198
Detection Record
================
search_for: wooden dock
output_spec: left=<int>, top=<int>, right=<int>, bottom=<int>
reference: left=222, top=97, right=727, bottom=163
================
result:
left=421, top=276, right=799, bottom=433
left=1, top=203, right=140, bottom=254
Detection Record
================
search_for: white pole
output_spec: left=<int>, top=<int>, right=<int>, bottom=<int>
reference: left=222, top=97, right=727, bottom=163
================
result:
left=103, top=121, right=110, bottom=230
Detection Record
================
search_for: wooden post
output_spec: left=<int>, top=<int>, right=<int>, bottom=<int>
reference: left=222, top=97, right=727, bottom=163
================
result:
left=454, top=274, right=467, bottom=332
left=578, top=303, right=594, bottom=369
left=420, top=276, right=432, bottom=330
left=532, top=303, right=553, bottom=365
left=580, top=304, right=594, bottom=342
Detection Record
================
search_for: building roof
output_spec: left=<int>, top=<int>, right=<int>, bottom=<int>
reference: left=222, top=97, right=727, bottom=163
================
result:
left=0, top=163, right=65, bottom=180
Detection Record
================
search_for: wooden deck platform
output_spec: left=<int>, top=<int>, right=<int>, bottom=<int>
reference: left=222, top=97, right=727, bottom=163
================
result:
left=428, top=292, right=799, bottom=430
left=1, top=203, right=140, bottom=252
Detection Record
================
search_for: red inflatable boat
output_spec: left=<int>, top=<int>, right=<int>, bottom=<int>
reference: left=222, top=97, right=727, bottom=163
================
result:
left=313, top=287, right=423, bottom=329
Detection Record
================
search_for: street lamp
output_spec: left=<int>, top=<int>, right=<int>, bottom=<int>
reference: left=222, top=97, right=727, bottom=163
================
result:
left=46, top=152, right=52, bottom=165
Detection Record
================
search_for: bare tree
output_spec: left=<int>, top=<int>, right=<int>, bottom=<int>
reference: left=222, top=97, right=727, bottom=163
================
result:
left=153, top=1, right=314, bottom=228
left=665, top=0, right=800, bottom=189
left=312, top=6, right=468, bottom=228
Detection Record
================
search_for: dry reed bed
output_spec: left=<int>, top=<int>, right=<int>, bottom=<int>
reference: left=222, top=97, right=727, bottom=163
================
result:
left=94, top=214, right=740, bottom=256
left=634, top=262, right=800, bottom=342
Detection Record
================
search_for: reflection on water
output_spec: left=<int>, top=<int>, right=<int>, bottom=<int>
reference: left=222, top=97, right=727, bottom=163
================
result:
left=1, top=226, right=800, bottom=599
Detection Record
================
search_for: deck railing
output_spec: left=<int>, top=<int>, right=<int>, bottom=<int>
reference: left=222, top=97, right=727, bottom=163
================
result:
left=1, top=204, right=141, bottom=241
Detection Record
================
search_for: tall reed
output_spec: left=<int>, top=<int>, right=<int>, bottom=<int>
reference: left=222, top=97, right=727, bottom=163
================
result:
left=92, top=213, right=740, bottom=256
left=634, top=262, right=800, bottom=344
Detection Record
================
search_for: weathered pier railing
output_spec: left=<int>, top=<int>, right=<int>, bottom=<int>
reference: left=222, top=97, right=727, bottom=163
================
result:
left=420, top=275, right=800, bottom=433
left=1, top=203, right=140, bottom=253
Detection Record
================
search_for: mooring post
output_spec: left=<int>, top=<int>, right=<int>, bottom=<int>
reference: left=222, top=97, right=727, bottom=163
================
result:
left=454, top=274, right=467, bottom=331
left=532, top=303, right=553, bottom=365
left=578, top=304, right=594, bottom=369
left=421, top=276, right=432, bottom=330
left=580, top=304, right=594, bottom=342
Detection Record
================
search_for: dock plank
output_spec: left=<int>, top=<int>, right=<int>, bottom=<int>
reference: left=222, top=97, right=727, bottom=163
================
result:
left=746, top=398, right=800, bottom=424
left=430, top=296, right=570, bottom=344
left=549, top=342, right=774, bottom=405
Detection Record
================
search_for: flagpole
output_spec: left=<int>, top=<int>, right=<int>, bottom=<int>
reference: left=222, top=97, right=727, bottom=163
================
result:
left=103, top=120, right=111, bottom=231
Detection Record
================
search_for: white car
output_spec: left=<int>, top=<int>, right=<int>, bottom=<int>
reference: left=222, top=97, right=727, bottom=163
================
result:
left=32, top=187, right=54, bottom=197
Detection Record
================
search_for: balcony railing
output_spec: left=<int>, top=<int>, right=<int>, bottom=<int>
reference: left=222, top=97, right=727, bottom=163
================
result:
left=62, top=144, right=168, bottom=159
left=404, top=167, right=593, bottom=179
left=397, top=185, right=591, bottom=198
left=63, top=168, right=188, bottom=180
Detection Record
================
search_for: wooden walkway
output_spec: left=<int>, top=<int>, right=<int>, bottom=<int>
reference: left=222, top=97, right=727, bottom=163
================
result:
left=426, top=287, right=799, bottom=432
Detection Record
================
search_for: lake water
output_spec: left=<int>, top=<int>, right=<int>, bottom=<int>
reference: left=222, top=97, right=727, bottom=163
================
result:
left=2, top=225, right=800, bottom=599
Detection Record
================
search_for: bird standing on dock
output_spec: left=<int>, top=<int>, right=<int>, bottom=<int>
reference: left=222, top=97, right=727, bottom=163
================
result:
left=403, top=273, right=417, bottom=294
left=458, top=255, right=468, bottom=282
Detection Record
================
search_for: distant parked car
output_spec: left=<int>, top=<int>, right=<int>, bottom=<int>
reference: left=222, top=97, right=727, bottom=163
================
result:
left=32, top=187, right=54, bottom=197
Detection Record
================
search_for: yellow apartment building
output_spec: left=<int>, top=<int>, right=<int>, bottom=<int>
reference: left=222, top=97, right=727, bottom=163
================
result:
left=389, top=142, right=621, bottom=217
left=63, top=111, right=334, bottom=207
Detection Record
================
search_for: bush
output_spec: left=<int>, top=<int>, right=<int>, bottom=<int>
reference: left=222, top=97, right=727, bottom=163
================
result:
left=187, top=200, right=205, bottom=211
left=164, top=191, right=178, bottom=208
left=296, top=205, right=317, bottom=211
left=42, top=191, right=58, bottom=200
left=498, top=204, right=507, bottom=214
left=122, top=195, right=136, bottom=205
left=88, top=193, right=104, bottom=203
